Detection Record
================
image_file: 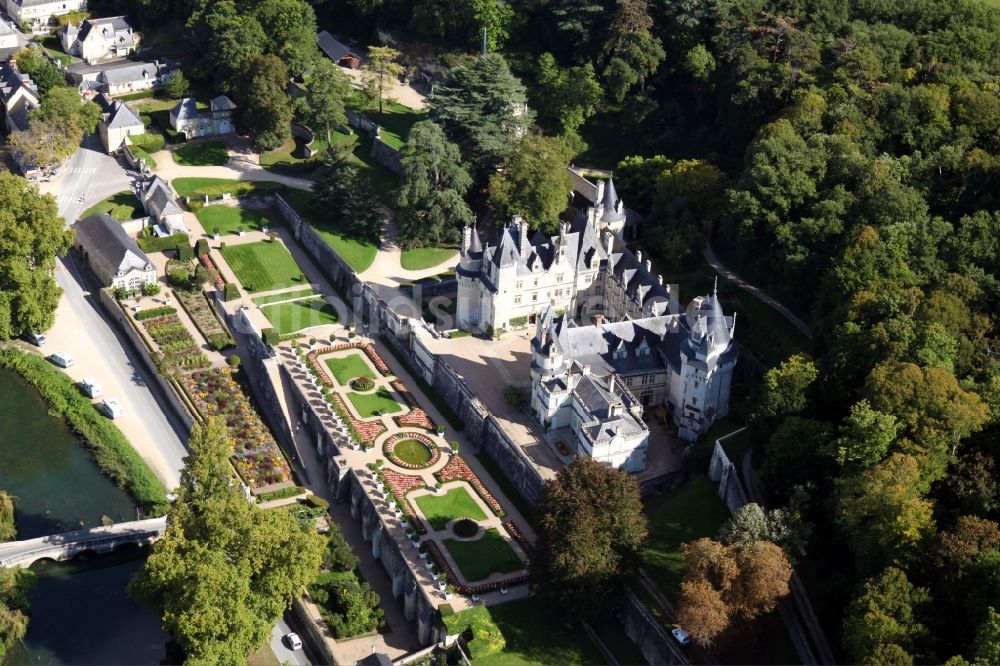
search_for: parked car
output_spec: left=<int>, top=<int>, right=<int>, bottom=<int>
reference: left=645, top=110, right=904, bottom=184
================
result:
left=81, top=377, right=103, bottom=398
left=49, top=351, right=74, bottom=368
left=671, top=627, right=692, bottom=646
left=100, top=398, right=124, bottom=419
left=26, top=332, right=45, bottom=346
left=284, top=633, right=302, bottom=650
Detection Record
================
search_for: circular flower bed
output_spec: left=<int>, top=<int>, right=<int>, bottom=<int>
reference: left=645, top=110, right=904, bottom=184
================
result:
left=350, top=376, right=375, bottom=391
left=384, top=432, right=441, bottom=470
left=452, top=518, right=479, bottom=538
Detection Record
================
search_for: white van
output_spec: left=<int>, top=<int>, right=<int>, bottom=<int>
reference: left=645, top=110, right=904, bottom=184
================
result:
left=81, top=377, right=103, bottom=398
left=50, top=352, right=74, bottom=368
left=26, top=332, right=45, bottom=346
left=100, top=398, right=124, bottom=419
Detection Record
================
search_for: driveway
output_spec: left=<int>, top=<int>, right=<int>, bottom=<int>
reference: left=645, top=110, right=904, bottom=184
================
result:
left=150, top=148, right=314, bottom=191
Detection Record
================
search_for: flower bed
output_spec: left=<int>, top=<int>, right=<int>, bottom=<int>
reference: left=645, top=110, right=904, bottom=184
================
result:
left=435, top=457, right=506, bottom=518
left=181, top=368, right=292, bottom=490
left=199, top=253, right=225, bottom=290
left=306, top=342, right=390, bottom=386
left=138, top=314, right=210, bottom=370
left=391, top=380, right=437, bottom=430
left=379, top=468, right=427, bottom=533
left=383, top=432, right=440, bottom=470
left=174, top=287, right=234, bottom=350
left=326, top=391, right=386, bottom=446
left=503, top=520, right=534, bottom=557
left=350, top=375, right=375, bottom=391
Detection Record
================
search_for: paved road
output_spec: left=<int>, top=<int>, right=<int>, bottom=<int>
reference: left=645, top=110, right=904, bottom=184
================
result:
left=270, top=615, right=313, bottom=666
left=39, top=134, right=134, bottom=221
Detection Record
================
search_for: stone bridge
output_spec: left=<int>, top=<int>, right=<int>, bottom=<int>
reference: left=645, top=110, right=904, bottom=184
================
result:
left=0, top=516, right=167, bottom=568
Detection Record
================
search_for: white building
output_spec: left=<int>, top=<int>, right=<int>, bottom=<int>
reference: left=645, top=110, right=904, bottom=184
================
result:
left=169, top=95, right=235, bottom=139
left=59, top=16, right=137, bottom=63
left=458, top=178, right=738, bottom=468
left=0, top=19, right=19, bottom=50
left=75, top=213, right=157, bottom=291
left=139, top=176, right=185, bottom=234
left=6, top=0, right=87, bottom=30
left=94, top=93, right=143, bottom=153
left=0, top=60, right=38, bottom=133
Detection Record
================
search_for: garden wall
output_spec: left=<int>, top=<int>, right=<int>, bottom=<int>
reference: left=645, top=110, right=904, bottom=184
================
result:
left=707, top=438, right=749, bottom=514
left=274, top=194, right=357, bottom=295
left=619, top=588, right=687, bottom=665
left=96, top=286, right=196, bottom=433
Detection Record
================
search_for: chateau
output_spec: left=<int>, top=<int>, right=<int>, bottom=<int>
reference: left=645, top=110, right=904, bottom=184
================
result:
left=456, top=179, right=738, bottom=471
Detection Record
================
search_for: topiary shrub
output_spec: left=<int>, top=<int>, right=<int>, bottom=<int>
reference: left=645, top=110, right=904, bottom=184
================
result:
left=223, top=283, right=239, bottom=301
left=176, top=243, right=194, bottom=262
left=226, top=354, right=241, bottom=367
left=195, top=238, right=209, bottom=256
left=141, top=282, right=161, bottom=296
left=168, top=268, right=190, bottom=288
left=262, top=327, right=279, bottom=346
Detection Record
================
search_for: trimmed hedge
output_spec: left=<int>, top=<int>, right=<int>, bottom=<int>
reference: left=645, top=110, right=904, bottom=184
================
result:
left=0, top=348, right=169, bottom=515
left=257, top=485, right=306, bottom=502
left=177, top=243, right=194, bottom=262
left=195, top=238, right=209, bottom=256
left=262, top=327, right=279, bottom=346
left=135, top=306, right=177, bottom=321
left=223, top=283, right=239, bottom=301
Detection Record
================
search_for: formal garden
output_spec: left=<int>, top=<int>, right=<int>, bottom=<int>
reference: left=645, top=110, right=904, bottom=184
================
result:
left=195, top=206, right=273, bottom=236
left=220, top=240, right=307, bottom=292
left=259, top=296, right=339, bottom=335
left=415, top=487, right=487, bottom=530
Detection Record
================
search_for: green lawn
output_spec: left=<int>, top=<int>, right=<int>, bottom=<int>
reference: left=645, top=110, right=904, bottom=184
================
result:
left=642, top=478, right=732, bottom=596
left=347, top=387, right=402, bottom=418
left=393, top=439, right=432, bottom=465
left=347, top=95, right=426, bottom=150
left=172, top=177, right=283, bottom=199
left=279, top=189, right=378, bottom=273
left=400, top=246, right=457, bottom=271
left=415, top=486, right=487, bottom=530
left=174, top=141, right=230, bottom=166
left=444, top=600, right=605, bottom=666
left=39, top=34, right=76, bottom=65
left=81, top=191, right=143, bottom=222
left=443, top=528, right=523, bottom=582
left=195, top=206, right=271, bottom=235
left=259, top=135, right=332, bottom=166
left=220, top=241, right=305, bottom=292
left=324, top=353, right=376, bottom=384
left=252, top=288, right=316, bottom=306
left=260, top=297, right=339, bottom=335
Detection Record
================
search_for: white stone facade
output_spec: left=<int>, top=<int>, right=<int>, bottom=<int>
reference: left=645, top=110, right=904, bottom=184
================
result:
left=6, top=0, right=86, bottom=28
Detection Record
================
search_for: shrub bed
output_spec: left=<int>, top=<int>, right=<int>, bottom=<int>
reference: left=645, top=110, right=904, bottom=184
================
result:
left=349, top=375, right=374, bottom=391
left=139, top=313, right=210, bottom=370
left=173, top=288, right=234, bottom=350
left=135, top=306, right=177, bottom=321
left=0, top=348, right=169, bottom=515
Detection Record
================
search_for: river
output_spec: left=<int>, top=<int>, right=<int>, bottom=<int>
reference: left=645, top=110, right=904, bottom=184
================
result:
left=0, top=367, right=169, bottom=665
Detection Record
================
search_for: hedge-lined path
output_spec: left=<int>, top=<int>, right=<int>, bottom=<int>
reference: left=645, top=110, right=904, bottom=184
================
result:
left=152, top=147, right=314, bottom=191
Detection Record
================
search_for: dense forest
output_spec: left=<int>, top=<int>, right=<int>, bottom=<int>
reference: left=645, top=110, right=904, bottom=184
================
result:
left=83, top=0, right=1000, bottom=661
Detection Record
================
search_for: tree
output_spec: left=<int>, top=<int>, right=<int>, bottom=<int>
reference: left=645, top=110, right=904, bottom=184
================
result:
left=233, top=54, right=293, bottom=151
left=396, top=120, right=473, bottom=247
left=0, top=173, right=73, bottom=339
left=130, top=418, right=325, bottom=665
left=842, top=567, right=930, bottom=665
left=9, top=119, right=80, bottom=169
left=933, top=516, right=1000, bottom=577
left=718, top=502, right=808, bottom=560
left=428, top=53, right=533, bottom=176
left=974, top=607, right=1000, bottom=665
left=488, top=135, right=573, bottom=235
left=0, top=492, right=13, bottom=541
left=757, top=354, right=819, bottom=420
left=165, top=70, right=191, bottom=99
left=249, top=0, right=318, bottom=78
left=935, top=452, right=1000, bottom=519
left=601, top=0, right=665, bottom=102
left=676, top=538, right=792, bottom=646
left=313, top=147, right=381, bottom=238
left=832, top=400, right=899, bottom=473
left=531, top=52, right=602, bottom=148
left=305, top=58, right=351, bottom=144
left=33, top=86, right=101, bottom=135
left=361, top=45, right=403, bottom=114
left=323, top=525, right=358, bottom=573
left=836, top=453, right=936, bottom=572
left=531, top=457, right=648, bottom=619
left=0, top=566, right=30, bottom=660
left=12, top=47, right=64, bottom=95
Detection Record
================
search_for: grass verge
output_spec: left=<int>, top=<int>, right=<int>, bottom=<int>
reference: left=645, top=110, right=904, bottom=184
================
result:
left=400, top=246, right=457, bottom=271
left=173, top=141, right=229, bottom=166
left=81, top=191, right=143, bottom=222
left=0, top=348, right=169, bottom=515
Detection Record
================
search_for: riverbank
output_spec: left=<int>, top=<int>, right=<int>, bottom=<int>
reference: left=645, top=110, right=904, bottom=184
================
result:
left=0, top=567, right=35, bottom=662
left=0, top=348, right=169, bottom=517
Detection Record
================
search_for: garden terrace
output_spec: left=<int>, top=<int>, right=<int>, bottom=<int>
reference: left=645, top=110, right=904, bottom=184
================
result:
left=195, top=206, right=272, bottom=236
left=306, top=343, right=391, bottom=386
left=324, top=353, right=376, bottom=385
left=383, top=433, right=440, bottom=470
left=326, top=392, right=386, bottom=446
left=173, top=288, right=234, bottom=351
left=346, top=387, right=403, bottom=418
left=220, top=241, right=306, bottom=293
left=442, top=528, right=524, bottom=583
left=434, top=457, right=506, bottom=518
left=180, top=369, right=292, bottom=492
left=260, top=297, right=339, bottom=335
left=423, top=539, right=528, bottom=596
left=136, top=312, right=210, bottom=371
left=377, top=468, right=427, bottom=533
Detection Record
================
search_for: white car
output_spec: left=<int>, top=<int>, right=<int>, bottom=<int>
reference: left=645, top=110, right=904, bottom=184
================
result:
left=284, top=632, right=302, bottom=650
left=671, top=627, right=692, bottom=646
left=50, top=351, right=74, bottom=368
left=81, top=377, right=103, bottom=398
left=100, top=398, right=124, bottom=419
left=26, top=332, right=45, bottom=346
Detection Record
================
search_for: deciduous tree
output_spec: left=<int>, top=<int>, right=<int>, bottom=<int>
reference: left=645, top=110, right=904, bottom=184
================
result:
left=305, top=58, right=351, bottom=145
left=488, top=135, right=573, bottom=235
left=233, top=54, right=293, bottom=151
left=361, top=45, right=403, bottom=114
left=165, top=70, right=190, bottom=99
left=842, top=567, right=930, bottom=665
left=531, top=457, right=648, bottom=619
left=832, top=400, right=899, bottom=473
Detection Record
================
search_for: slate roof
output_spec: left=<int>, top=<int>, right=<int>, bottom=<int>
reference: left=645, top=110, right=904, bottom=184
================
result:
left=170, top=97, right=199, bottom=123
left=210, top=95, right=235, bottom=112
left=317, top=31, right=358, bottom=62
left=0, top=62, right=38, bottom=106
left=142, top=177, right=182, bottom=219
left=6, top=96, right=31, bottom=131
left=97, top=95, right=142, bottom=129
left=101, top=61, right=160, bottom=86
left=75, top=213, right=152, bottom=277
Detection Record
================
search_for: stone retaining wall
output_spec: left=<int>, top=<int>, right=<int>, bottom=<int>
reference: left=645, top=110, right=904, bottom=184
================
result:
left=620, top=588, right=687, bottom=665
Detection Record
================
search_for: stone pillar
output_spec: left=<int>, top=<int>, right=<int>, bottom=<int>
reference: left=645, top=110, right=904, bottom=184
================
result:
left=372, top=523, right=383, bottom=560
left=403, top=580, right=417, bottom=621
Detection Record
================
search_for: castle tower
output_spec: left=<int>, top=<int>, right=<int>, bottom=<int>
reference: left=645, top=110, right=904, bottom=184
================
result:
left=599, top=177, right=628, bottom=236
left=456, top=222, right=484, bottom=331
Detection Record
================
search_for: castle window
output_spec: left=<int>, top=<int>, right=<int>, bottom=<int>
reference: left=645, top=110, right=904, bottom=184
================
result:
left=532, top=294, right=538, bottom=302
left=555, top=289, right=562, bottom=297
left=534, top=279, right=539, bottom=287
left=514, top=295, right=522, bottom=304
left=516, top=281, right=522, bottom=289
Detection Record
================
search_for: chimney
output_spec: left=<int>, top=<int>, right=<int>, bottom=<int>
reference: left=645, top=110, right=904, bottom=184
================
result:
left=657, top=274, right=663, bottom=285
left=604, top=231, right=614, bottom=256
left=595, top=179, right=605, bottom=205
left=636, top=249, right=643, bottom=264
left=582, top=364, right=591, bottom=376
left=461, top=225, right=471, bottom=256
left=517, top=216, right=529, bottom=256
left=645, top=259, right=652, bottom=272
left=608, top=373, right=617, bottom=394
